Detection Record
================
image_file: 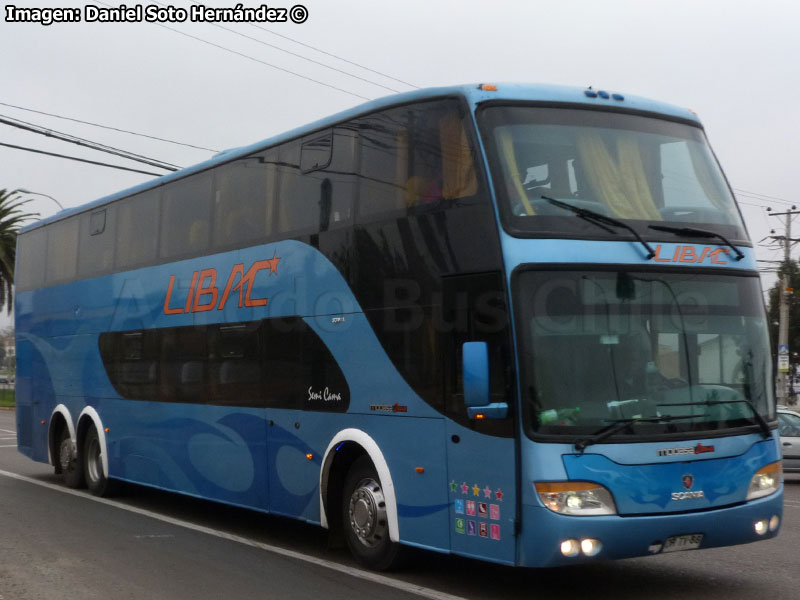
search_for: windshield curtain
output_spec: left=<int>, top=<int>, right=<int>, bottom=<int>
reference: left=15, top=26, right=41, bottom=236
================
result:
left=516, top=269, right=774, bottom=439
left=479, top=106, right=747, bottom=241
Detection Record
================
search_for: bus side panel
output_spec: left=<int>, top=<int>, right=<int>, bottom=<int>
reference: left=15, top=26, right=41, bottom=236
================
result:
left=267, top=411, right=450, bottom=551
left=104, top=400, right=269, bottom=510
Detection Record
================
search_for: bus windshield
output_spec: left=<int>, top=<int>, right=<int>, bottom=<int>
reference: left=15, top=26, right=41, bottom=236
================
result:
left=479, top=106, right=747, bottom=241
left=515, top=270, right=774, bottom=438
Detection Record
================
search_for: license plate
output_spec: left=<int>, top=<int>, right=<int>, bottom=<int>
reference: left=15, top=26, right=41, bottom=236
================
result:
left=662, top=533, right=703, bottom=553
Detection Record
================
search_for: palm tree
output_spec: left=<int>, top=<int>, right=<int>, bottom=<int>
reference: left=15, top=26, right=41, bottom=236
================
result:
left=0, top=189, right=38, bottom=313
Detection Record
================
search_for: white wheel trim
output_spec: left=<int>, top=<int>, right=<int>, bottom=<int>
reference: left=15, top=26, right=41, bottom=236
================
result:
left=49, top=405, right=76, bottom=466
left=319, top=429, right=399, bottom=543
left=77, top=406, right=109, bottom=479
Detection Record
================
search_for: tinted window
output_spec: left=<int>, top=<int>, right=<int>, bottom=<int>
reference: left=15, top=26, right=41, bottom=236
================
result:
left=213, top=150, right=275, bottom=249
left=16, top=228, right=47, bottom=291
left=98, top=318, right=349, bottom=411
left=45, top=217, right=79, bottom=284
left=357, top=100, right=480, bottom=221
left=116, top=191, right=160, bottom=269
left=160, top=173, right=213, bottom=259
left=79, top=207, right=115, bottom=277
left=300, top=132, right=333, bottom=173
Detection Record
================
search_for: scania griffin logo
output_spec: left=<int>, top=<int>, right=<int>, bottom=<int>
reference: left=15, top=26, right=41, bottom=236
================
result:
left=657, top=443, right=715, bottom=457
left=671, top=473, right=705, bottom=500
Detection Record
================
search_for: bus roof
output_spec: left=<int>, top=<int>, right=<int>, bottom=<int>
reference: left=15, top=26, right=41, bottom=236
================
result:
left=22, top=82, right=701, bottom=233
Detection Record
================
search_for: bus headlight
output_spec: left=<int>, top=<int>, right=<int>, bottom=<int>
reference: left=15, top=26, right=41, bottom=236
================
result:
left=746, top=462, right=781, bottom=500
left=535, top=481, right=617, bottom=515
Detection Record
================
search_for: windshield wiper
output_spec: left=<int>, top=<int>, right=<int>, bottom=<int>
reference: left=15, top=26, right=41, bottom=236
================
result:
left=574, top=414, right=706, bottom=453
left=647, top=224, right=744, bottom=261
left=541, top=196, right=655, bottom=259
left=657, top=398, right=771, bottom=438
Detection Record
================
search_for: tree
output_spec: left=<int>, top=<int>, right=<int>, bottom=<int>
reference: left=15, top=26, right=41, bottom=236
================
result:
left=766, top=259, right=800, bottom=386
left=0, top=189, right=37, bottom=313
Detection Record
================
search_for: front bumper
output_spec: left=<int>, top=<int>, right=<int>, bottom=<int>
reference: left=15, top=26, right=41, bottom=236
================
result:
left=518, top=488, right=783, bottom=567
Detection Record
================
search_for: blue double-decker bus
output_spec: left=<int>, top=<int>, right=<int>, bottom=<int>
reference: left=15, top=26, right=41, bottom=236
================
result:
left=15, top=83, right=782, bottom=569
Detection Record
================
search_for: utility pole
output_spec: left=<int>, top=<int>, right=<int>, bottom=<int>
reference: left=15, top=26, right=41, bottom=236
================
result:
left=768, top=206, right=800, bottom=405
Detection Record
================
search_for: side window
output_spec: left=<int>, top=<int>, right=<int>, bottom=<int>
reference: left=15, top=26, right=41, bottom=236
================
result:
left=160, top=326, right=207, bottom=403
left=209, top=322, right=263, bottom=406
left=213, top=150, right=276, bottom=250
left=45, top=217, right=79, bottom=285
left=116, top=191, right=160, bottom=269
left=300, top=132, right=332, bottom=173
left=16, top=228, right=47, bottom=291
left=357, top=99, right=480, bottom=222
left=160, top=173, right=213, bottom=259
left=78, top=207, right=116, bottom=277
left=357, top=109, right=407, bottom=219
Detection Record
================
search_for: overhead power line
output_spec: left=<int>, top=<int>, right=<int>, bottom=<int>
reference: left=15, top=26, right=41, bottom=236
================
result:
left=177, top=0, right=402, bottom=93
left=735, top=188, right=795, bottom=206
left=154, top=23, right=371, bottom=101
left=0, top=142, right=164, bottom=176
left=0, top=113, right=180, bottom=172
left=248, top=25, right=418, bottom=89
left=94, top=1, right=371, bottom=101
left=0, top=100, right=218, bottom=152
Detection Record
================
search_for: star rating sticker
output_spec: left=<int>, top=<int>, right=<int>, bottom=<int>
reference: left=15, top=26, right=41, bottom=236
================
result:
left=495, top=489, right=504, bottom=501
left=483, top=486, right=493, bottom=498
left=267, top=250, right=280, bottom=275
left=450, top=480, right=457, bottom=492
left=461, top=482, right=469, bottom=494
left=472, top=484, right=480, bottom=496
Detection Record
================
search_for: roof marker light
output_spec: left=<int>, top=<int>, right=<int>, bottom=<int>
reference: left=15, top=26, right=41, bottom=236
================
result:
left=479, top=84, right=498, bottom=91
left=612, top=93, right=625, bottom=101
left=584, top=90, right=598, bottom=98
left=598, top=90, right=610, bottom=99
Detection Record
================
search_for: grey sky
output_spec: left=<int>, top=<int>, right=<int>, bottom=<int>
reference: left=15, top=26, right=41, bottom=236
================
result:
left=1, top=0, right=797, bottom=328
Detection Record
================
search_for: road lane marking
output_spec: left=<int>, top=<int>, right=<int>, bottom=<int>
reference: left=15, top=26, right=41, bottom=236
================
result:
left=0, top=429, right=16, bottom=434
left=0, top=468, right=467, bottom=600
left=0, top=445, right=17, bottom=448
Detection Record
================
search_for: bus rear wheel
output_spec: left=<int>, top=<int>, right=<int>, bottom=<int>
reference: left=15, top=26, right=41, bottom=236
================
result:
left=83, top=426, right=116, bottom=497
left=57, top=427, right=84, bottom=488
left=342, top=456, right=401, bottom=570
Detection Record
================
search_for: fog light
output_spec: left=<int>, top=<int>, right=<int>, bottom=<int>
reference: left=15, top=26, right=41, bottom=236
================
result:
left=754, top=519, right=768, bottom=535
left=581, top=538, right=602, bottom=556
left=769, top=515, right=780, bottom=532
left=560, top=539, right=580, bottom=557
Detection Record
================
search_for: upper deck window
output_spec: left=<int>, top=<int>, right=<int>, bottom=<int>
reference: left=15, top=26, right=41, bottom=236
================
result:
left=479, top=106, right=747, bottom=242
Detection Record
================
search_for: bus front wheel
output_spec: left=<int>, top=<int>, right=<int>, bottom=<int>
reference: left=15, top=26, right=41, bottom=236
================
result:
left=342, top=456, right=401, bottom=570
left=83, top=426, right=116, bottom=497
left=57, top=426, right=84, bottom=489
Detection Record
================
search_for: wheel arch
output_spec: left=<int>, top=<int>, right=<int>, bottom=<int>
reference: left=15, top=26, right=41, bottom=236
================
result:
left=319, top=428, right=399, bottom=543
left=48, top=404, right=76, bottom=469
left=76, top=406, right=109, bottom=478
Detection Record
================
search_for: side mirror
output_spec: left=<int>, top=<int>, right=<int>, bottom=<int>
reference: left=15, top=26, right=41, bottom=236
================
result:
left=462, top=341, right=508, bottom=419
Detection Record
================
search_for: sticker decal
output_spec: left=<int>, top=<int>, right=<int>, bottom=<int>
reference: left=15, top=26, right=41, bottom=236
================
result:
left=455, top=518, right=465, bottom=534
left=495, top=489, right=504, bottom=501
left=455, top=499, right=465, bottom=514
left=490, top=524, right=501, bottom=541
left=479, top=522, right=488, bottom=538
left=467, top=520, right=477, bottom=536
left=472, top=484, right=480, bottom=496
left=478, top=502, right=488, bottom=518
left=483, top=486, right=493, bottom=499
left=466, top=500, right=476, bottom=516
left=461, top=482, right=469, bottom=495
left=450, top=480, right=457, bottom=492
left=490, top=504, right=500, bottom=520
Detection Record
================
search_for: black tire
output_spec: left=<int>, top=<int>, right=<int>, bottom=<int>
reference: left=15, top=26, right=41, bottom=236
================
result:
left=342, top=456, right=401, bottom=570
left=83, top=426, right=117, bottom=497
left=57, top=426, right=84, bottom=489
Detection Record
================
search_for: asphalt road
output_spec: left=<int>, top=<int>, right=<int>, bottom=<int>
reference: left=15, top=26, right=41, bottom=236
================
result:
left=0, top=409, right=798, bottom=600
